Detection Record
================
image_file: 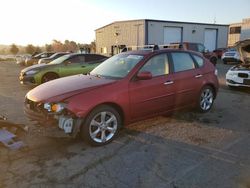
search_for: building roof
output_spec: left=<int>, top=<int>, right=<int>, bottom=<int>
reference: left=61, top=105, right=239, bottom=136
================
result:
left=95, top=19, right=229, bottom=31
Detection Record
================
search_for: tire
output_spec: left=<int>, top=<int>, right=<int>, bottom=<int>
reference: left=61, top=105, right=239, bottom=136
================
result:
left=197, top=86, right=214, bottom=113
left=41, top=73, right=59, bottom=83
left=81, top=105, right=122, bottom=146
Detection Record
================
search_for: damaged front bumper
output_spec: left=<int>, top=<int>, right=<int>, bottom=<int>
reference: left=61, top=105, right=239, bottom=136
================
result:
left=24, top=98, right=83, bottom=137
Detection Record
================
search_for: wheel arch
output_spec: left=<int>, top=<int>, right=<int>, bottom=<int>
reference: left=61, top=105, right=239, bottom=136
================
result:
left=202, top=83, right=217, bottom=99
left=85, top=102, right=125, bottom=127
left=41, top=71, right=59, bottom=83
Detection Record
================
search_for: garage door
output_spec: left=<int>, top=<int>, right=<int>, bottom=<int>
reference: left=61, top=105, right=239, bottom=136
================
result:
left=164, top=27, right=182, bottom=44
left=204, top=29, right=217, bottom=51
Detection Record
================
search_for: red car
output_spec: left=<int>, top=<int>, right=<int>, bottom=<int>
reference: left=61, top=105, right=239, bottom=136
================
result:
left=24, top=48, right=219, bottom=146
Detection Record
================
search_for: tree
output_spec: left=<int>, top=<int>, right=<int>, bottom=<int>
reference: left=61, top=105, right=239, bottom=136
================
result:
left=64, top=40, right=78, bottom=52
left=45, top=44, right=53, bottom=52
left=25, top=44, right=36, bottom=54
left=9, top=44, right=19, bottom=55
left=35, top=46, right=42, bottom=53
left=51, top=40, right=65, bottom=52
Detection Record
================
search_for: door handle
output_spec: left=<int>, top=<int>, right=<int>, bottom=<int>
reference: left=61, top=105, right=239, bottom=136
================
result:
left=164, top=80, right=174, bottom=85
left=195, top=74, right=203, bottom=78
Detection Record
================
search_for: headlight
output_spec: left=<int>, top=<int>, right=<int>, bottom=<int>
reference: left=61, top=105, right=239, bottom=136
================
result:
left=25, top=70, right=39, bottom=75
left=44, top=102, right=66, bottom=113
left=227, top=71, right=237, bottom=77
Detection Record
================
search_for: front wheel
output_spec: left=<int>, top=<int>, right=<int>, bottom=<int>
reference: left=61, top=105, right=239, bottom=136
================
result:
left=197, top=86, right=214, bottom=113
left=81, top=105, right=122, bottom=146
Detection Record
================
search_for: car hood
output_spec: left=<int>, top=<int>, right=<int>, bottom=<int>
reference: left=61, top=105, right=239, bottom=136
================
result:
left=234, top=39, right=250, bottom=64
left=230, top=63, right=250, bottom=71
left=21, top=63, right=49, bottom=72
left=26, top=74, right=116, bottom=102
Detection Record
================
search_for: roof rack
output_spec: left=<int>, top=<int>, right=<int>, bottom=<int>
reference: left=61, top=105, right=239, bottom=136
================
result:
left=121, top=43, right=183, bottom=53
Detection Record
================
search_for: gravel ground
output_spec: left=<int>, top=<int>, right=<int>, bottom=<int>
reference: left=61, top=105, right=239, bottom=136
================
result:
left=0, top=61, right=250, bottom=188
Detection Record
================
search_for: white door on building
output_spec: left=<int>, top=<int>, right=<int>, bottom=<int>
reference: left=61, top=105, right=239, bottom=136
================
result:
left=204, top=29, right=217, bottom=51
left=164, top=27, right=182, bottom=44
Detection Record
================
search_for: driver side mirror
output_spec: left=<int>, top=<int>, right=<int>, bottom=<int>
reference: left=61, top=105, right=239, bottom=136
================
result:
left=137, top=71, right=152, bottom=80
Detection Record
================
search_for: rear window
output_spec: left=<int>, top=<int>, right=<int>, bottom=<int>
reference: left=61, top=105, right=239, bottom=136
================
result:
left=171, top=52, right=195, bottom=72
left=193, top=55, right=204, bottom=67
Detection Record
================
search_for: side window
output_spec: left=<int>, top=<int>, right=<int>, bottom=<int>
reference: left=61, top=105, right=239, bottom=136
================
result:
left=193, top=55, right=204, bottom=67
left=197, top=44, right=205, bottom=53
left=68, top=56, right=83, bottom=64
left=171, top=52, right=195, bottom=72
left=85, top=55, right=104, bottom=63
left=139, top=54, right=169, bottom=77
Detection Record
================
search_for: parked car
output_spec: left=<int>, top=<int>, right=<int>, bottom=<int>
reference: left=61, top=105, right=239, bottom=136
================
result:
left=24, top=47, right=219, bottom=146
left=226, top=39, right=250, bottom=88
left=38, top=52, right=71, bottom=64
left=16, top=54, right=31, bottom=66
left=213, top=48, right=227, bottom=59
left=170, top=42, right=218, bottom=65
left=20, top=53, right=108, bottom=85
left=25, top=52, right=55, bottom=66
left=222, top=48, right=242, bottom=64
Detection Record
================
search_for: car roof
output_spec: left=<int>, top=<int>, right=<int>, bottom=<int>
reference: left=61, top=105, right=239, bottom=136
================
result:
left=121, top=48, right=202, bottom=56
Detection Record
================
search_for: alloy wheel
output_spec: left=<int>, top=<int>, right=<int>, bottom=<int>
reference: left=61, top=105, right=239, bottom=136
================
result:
left=200, top=88, right=214, bottom=111
left=89, top=111, right=118, bottom=143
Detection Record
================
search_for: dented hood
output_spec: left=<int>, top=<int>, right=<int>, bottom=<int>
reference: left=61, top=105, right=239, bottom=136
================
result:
left=26, top=74, right=116, bottom=102
left=234, top=39, right=250, bottom=64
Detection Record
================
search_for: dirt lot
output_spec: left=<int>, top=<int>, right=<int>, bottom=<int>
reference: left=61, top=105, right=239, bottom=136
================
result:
left=0, top=61, right=250, bottom=188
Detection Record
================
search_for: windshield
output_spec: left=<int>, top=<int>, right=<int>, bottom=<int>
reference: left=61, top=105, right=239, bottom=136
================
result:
left=90, top=53, right=144, bottom=79
left=49, top=54, right=71, bottom=64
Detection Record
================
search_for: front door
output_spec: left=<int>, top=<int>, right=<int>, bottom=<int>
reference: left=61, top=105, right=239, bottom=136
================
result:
left=59, top=55, right=88, bottom=77
left=129, top=53, right=175, bottom=120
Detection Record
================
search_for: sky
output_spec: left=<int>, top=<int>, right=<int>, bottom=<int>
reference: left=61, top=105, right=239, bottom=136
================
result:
left=0, top=0, right=249, bottom=46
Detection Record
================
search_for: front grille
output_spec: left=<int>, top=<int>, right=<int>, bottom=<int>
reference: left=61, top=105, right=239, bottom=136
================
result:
left=225, top=53, right=235, bottom=56
left=25, top=97, right=42, bottom=112
left=238, top=73, right=248, bottom=78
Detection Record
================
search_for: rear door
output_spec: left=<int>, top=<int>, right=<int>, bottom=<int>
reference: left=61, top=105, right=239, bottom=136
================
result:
left=169, top=52, right=204, bottom=108
left=129, top=53, right=175, bottom=119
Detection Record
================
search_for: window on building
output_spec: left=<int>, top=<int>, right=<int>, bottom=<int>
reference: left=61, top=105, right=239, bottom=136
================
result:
left=171, top=52, right=195, bottom=72
left=230, top=26, right=241, bottom=34
left=101, top=47, right=107, bottom=54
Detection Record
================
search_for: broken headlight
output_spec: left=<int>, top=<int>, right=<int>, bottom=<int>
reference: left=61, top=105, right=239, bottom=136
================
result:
left=44, top=102, right=66, bottom=113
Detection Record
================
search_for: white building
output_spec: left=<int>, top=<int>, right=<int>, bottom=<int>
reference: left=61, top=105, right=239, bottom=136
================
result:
left=228, top=18, right=250, bottom=47
left=95, top=19, right=229, bottom=56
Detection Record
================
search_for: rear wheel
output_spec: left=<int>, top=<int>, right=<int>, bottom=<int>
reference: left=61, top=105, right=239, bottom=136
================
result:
left=41, top=73, right=59, bottom=83
left=197, top=86, right=214, bottom=113
left=81, top=105, right=122, bottom=146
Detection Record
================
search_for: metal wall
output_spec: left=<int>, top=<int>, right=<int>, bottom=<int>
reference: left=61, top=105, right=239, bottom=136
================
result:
left=95, top=20, right=145, bottom=56
left=147, top=20, right=228, bottom=50
left=228, top=23, right=241, bottom=47
left=240, top=18, right=250, bottom=41
left=95, top=19, right=228, bottom=55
